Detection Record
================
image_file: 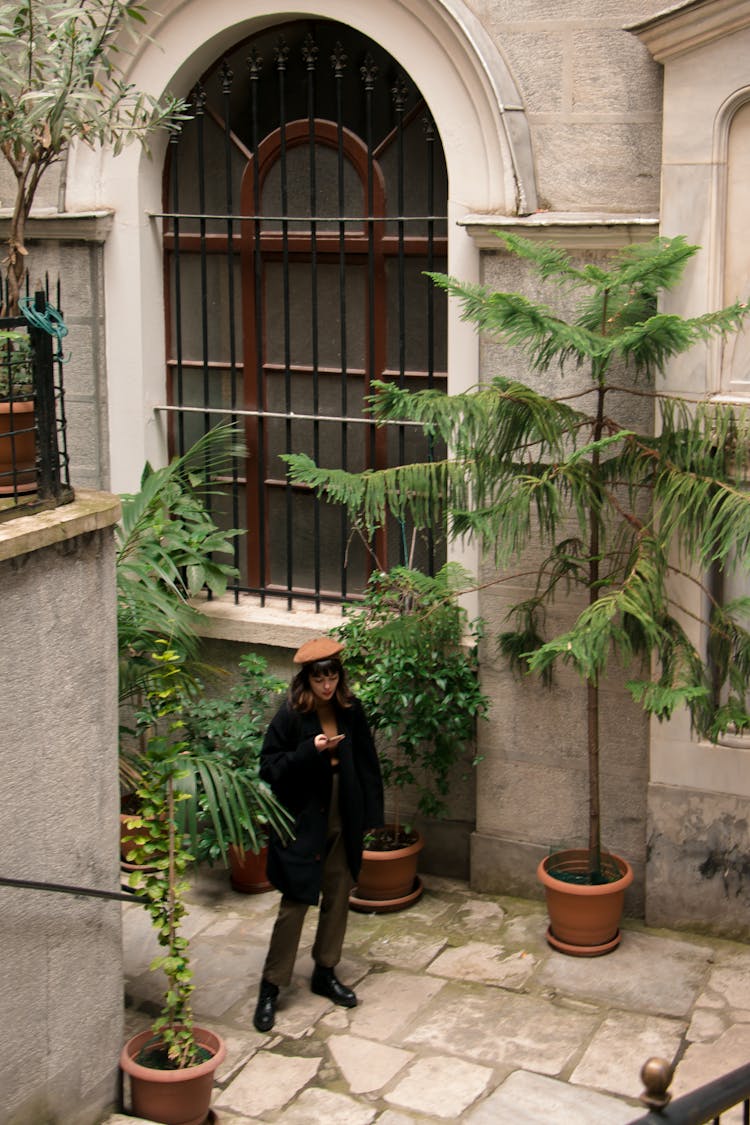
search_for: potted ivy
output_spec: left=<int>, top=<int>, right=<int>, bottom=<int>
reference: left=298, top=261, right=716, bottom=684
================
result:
left=120, top=645, right=226, bottom=1125
left=0, top=0, right=187, bottom=316
left=333, top=564, right=488, bottom=912
left=286, top=234, right=750, bottom=952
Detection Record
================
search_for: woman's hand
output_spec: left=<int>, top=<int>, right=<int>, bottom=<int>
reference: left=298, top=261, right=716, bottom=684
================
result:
left=315, top=733, right=345, bottom=752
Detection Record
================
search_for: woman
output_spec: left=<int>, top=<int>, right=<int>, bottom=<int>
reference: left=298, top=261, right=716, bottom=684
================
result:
left=253, top=636, right=384, bottom=1033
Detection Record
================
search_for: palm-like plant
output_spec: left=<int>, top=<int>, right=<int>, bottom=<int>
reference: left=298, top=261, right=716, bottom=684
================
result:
left=116, top=424, right=243, bottom=709
left=117, top=425, right=294, bottom=866
left=168, top=653, right=294, bottom=865
left=286, top=234, right=750, bottom=878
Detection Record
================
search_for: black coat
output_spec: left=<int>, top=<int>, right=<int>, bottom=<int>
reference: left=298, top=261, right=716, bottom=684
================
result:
left=260, top=696, right=385, bottom=905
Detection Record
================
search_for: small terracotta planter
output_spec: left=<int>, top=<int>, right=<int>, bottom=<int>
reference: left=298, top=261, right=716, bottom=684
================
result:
left=0, top=400, right=36, bottom=494
left=350, top=829, right=424, bottom=913
left=229, top=843, right=272, bottom=894
left=537, top=848, right=633, bottom=957
left=120, top=1026, right=226, bottom=1125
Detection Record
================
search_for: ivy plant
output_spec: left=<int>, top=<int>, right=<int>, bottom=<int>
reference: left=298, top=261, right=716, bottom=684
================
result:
left=123, top=645, right=204, bottom=1069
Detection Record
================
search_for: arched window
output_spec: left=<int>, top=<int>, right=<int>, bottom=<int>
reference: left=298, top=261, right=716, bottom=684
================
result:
left=722, top=98, right=750, bottom=396
left=163, top=19, right=448, bottom=606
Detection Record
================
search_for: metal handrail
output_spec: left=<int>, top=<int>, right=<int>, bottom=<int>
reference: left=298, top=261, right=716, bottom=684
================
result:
left=628, top=1056, right=750, bottom=1124
left=0, top=874, right=144, bottom=904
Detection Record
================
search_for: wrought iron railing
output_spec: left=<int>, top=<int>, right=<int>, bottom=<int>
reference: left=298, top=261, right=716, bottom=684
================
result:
left=0, top=284, right=73, bottom=518
left=628, top=1056, right=750, bottom=1124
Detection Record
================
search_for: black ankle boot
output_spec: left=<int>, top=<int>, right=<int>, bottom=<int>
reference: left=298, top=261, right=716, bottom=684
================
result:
left=253, top=978, right=279, bottom=1032
left=311, top=964, right=357, bottom=1008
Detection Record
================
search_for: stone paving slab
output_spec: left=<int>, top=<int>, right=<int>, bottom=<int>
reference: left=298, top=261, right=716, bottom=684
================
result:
left=670, top=1022, right=750, bottom=1121
left=384, top=1055, right=494, bottom=1119
left=327, top=1033, right=414, bottom=1093
left=275, top=1087, right=377, bottom=1123
left=402, top=980, right=600, bottom=1074
left=569, top=1010, right=686, bottom=1097
left=427, top=939, right=538, bottom=988
left=346, top=969, right=447, bottom=1040
left=535, top=928, right=715, bottom=1018
left=463, top=1070, right=639, bottom=1124
left=115, top=869, right=750, bottom=1123
left=216, top=1051, right=322, bottom=1117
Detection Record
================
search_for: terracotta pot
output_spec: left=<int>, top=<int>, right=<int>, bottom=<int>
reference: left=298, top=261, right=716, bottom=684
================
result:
left=120, top=811, right=163, bottom=872
left=537, top=848, right=633, bottom=957
left=229, top=843, right=272, bottom=894
left=0, top=400, right=36, bottom=494
left=350, top=829, right=424, bottom=913
left=120, top=1026, right=226, bottom=1125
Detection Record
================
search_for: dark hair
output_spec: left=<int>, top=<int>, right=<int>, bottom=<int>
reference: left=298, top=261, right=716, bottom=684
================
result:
left=289, top=656, right=353, bottom=713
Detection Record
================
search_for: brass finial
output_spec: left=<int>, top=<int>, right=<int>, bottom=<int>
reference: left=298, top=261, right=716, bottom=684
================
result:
left=639, top=1056, right=674, bottom=1110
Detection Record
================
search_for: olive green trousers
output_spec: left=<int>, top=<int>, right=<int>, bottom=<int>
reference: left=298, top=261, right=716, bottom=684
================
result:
left=262, top=778, right=354, bottom=987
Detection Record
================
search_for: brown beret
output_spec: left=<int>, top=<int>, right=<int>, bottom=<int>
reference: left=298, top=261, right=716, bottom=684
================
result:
left=293, top=636, right=344, bottom=665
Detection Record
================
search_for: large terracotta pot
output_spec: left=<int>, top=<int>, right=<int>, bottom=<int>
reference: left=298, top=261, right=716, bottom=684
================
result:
left=120, top=1026, right=226, bottom=1125
left=349, top=828, right=424, bottom=913
left=0, top=400, right=36, bottom=494
left=229, top=843, right=272, bottom=894
left=537, top=848, right=633, bottom=957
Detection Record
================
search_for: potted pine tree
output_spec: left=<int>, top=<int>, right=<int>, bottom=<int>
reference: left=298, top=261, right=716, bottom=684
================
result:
left=333, top=564, right=488, bottom=912
left=286, top=234, right=750, bottom=951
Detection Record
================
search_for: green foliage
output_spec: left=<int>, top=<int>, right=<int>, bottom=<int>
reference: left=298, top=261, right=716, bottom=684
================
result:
left=166, top=653, right=294, bottom=864
left=0, top=0, right=189, bottom=312
left=116, top=424, right=244, bottom=713
left=287, top=233, right=750, bottom=872
left=0, top=329, right=32, bottom=398
left=123, top=644, right=202, bottom=1069
left=333, top=564, right=488, bottom=839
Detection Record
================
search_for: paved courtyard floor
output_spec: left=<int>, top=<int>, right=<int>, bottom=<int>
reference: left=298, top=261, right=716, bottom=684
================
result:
left=109, top=866, right=750, bottom=1124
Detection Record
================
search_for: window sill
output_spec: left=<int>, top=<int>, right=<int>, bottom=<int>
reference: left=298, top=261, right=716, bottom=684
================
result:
left=189, top=591, right=345, bottom=652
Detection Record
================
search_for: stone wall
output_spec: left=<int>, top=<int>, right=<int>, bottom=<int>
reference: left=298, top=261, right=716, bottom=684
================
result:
left=468, top=242, right=652, bottom=912
left=0, top=493, right=122, bottom=1125
left=464, top=0, right=664, bottom=213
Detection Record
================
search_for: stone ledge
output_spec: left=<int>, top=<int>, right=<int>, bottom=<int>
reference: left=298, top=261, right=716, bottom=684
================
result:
left=460, top=211, right=660, bottom=249
left=0, top=209, right=114, bottom=243
left=0, top=489, right=121, bottom=562
left=628, top=0, right=750, bottom=63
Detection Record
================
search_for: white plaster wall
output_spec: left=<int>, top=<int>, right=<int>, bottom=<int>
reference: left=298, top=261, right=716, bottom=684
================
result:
left=637, top=9, right=750, bottom=938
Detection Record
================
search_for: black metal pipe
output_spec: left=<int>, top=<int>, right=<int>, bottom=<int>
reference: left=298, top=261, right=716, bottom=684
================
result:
left=333, top=41, right=349, bottom=597
left=221, top=59, right=241, bottom=602
left=305, top=33, right=322, bottom=610
left=0, top=875, right=145, bottom=904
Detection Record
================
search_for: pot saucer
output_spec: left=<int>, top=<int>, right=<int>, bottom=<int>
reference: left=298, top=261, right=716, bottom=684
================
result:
left=349, top=876, right=423, bottom=914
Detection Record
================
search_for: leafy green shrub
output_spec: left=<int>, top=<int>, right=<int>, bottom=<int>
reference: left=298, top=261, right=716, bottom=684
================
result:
left=334, top=564, right=488, bottom=844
